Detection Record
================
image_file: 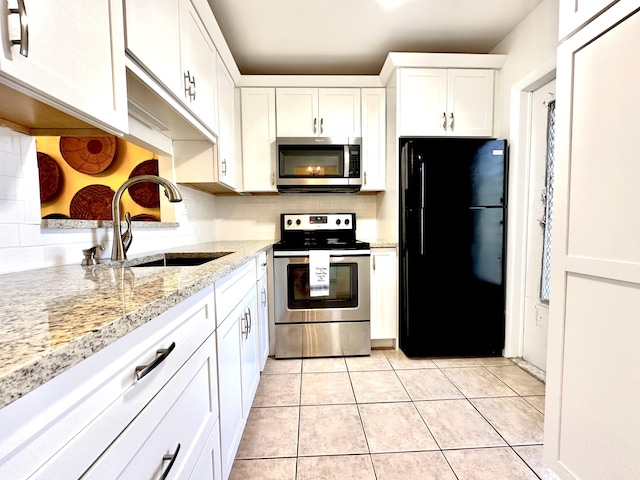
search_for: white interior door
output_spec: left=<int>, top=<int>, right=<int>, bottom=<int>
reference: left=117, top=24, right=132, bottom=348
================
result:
left=522, top=79, right=555, bottom=372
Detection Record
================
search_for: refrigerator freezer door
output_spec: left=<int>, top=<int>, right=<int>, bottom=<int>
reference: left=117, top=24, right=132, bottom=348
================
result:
left=470, top=139, right=507, bottom=207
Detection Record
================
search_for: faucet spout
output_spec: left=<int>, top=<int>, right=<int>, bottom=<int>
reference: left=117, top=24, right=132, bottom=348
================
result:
left=111, top=175, right=183, bottom=261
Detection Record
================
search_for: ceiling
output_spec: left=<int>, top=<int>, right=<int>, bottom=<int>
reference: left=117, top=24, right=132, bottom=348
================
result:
left=206, top=0, right=543, bottom=76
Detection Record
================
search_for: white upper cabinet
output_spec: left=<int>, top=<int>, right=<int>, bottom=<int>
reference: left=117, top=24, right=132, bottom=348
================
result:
left=124, top=0, right=218, bottom=136
left=124, top=0, right=181, bottom=96
left=178, top=0, right=218, bottom=133
left=241, top=88, right=277, bottom=193
left=0, top=0, right=127, bottom=134
left=399, top=68, right=494, bottom=137
left=276, top=88, right=361, bottom=137
left=216, top=52, right=238, bottom=190
left=360, top=88, right=386, bottom=191
left=558, top=0, right=619, bottom=40
left=318, top=89, right=361, bottom=137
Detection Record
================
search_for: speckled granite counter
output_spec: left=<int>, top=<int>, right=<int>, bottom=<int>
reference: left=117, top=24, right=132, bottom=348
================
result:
left=0, top=240, right=272, bottom=409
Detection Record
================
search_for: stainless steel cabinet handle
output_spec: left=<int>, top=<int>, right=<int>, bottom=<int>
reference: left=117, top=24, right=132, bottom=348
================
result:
left=313, top=118, right=317, bottom=134
left=245, top=308, right=252, bottom=334
left=320, top=117, right=324, bottom=134
left=261, top=287, right=267, bottom=306
left=240, top=313, right=248, bottom=338
left=270, top=171, right=275, bottom=186
left=9, top=0, right=29, bottom=57
left=221, top=159, right=227, bottom=176
left=135, top=342, right=175, bottom=381
left=442, top=112, right=447, bottom=131
left=159, top=443, right=181, bottom=480
left=183, top=71, right=195, bottom=101
left=449, top=112, right=455, bottom=131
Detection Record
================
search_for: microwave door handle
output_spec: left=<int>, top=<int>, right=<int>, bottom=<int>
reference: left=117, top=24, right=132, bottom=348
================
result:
left=344, top=145, right=350, bottom=178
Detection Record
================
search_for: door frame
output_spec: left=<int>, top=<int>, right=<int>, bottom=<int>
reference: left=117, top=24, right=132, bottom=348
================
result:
left=503, top=59, right=556, bottom=359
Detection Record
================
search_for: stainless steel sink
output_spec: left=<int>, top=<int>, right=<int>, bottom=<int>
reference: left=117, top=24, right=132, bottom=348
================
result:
left=130, top=251, right=234, bottom=267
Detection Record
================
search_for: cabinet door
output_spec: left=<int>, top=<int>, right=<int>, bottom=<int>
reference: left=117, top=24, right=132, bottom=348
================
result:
left=241, top=88, right=277, bottom=192
left=217, top=53, right=238, bottom=189
left=217, top=312, right=243, bottom=480
left=275, top=88, right=318, bottom=136
left=545, top=4, right=640, bottom=480
left=240, top=288, right=260, bottom=418
left=179, top=0, right=218, bottom=133
left=370, top=248, right=398, bottom=341
left=0, top=0, right=127, bottom=133
left=124, top=0, right=181, bottom=97
left=399, top=69, right=448, bottom=136
left=360, top=88, right=386, bottom=191
left=318, top=88, right=361, bottom=137
left=257, top=273, right=269, bottom=370
left=559, top=0, right=619, bottom=40
left=447, top=69, right=494, bottom=137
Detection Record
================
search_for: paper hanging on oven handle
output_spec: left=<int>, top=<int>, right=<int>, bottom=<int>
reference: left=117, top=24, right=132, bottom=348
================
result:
left=309, top=250, right=330, bottom=297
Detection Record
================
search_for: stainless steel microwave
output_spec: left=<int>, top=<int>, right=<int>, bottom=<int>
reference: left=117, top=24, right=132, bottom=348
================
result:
left=276, top=137, right=362, bottom=193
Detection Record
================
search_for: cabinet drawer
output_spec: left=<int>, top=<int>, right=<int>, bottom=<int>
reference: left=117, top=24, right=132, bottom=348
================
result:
left=82, top=333, right=218, bottom=479
left=1, top=287, right=215, bottom=480
left=215, top=259, right=257, bottom=325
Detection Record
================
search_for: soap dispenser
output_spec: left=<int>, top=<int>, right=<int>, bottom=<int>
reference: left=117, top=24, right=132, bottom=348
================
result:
left=82, top=245, right=104, bottom=266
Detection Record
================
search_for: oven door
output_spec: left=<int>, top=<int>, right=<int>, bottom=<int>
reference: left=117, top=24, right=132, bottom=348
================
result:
left=273, top=251, right=370, bottom=325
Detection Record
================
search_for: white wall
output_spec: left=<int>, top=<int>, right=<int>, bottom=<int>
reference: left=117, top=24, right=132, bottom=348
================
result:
left=0, top=127, right=219, bottom=274
left=490, top=0, right=559, bottom=357
left=492, top=0, right=559, bottom=139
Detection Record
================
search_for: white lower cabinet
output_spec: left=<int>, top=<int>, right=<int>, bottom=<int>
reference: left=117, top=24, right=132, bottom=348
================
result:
left=240, top=288, right=260, bottom=418
left=215, top=258, right=260, bottom=479
left=0, top=255, right=268, bottom=480
left=0, top=286, right=217, bottom=480
left=257, top=251, right=270, bottom=370
left=370, top=248, right=398, bottom=344
left=217, top=309, right=243, bottom=479
left=82, top=334, right=219, bottom=479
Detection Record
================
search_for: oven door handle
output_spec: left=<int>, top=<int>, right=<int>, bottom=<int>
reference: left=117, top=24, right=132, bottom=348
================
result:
left=273, top=249, right=370, bottom=257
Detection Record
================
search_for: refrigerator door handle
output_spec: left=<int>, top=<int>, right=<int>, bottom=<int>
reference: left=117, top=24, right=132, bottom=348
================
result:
left=419, top=208, right=425, bottom=255
left=419, top=161, right=426, bottom=255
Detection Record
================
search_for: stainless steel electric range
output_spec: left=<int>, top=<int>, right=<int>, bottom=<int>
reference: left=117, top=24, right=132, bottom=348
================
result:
left=272, top=213, right=371, bottom=358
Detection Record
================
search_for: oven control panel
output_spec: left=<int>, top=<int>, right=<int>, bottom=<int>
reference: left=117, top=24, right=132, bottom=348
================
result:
left=282, top=213, right=355, bottom=231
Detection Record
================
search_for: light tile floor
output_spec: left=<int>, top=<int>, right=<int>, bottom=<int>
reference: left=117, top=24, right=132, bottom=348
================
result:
left=230, top=349, right=561, bottom=480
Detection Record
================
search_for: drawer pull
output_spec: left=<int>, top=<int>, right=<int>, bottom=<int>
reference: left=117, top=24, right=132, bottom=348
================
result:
left=159, top=443, right=181, bottom=480
left=135, top=342, right=176, bottom=381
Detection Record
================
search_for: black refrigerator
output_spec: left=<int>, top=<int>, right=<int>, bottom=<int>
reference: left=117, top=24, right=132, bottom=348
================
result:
left=399, top=138, right=508, bottom=357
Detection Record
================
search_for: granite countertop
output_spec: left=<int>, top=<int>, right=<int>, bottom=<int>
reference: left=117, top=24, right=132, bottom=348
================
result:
left=0, top=240, right=272, bottom=410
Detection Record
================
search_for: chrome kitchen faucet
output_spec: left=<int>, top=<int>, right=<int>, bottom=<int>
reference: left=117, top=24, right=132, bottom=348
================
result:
left=110, top=175, right=183, bottom=261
